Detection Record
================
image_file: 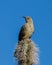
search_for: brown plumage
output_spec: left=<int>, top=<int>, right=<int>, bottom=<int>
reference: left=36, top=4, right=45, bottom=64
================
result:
left=18, top=16, right=34, bottom=41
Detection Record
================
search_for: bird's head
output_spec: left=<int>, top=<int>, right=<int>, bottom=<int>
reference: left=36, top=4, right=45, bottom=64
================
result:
left=22, top=16, right=33, bottom=23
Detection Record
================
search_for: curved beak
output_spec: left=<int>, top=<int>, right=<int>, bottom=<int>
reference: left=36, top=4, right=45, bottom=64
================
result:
left=22, top=16, right=26, bottom=19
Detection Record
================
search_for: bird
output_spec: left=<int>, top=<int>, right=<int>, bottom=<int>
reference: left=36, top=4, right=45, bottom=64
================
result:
left=18, top=16, right=34, bottom=41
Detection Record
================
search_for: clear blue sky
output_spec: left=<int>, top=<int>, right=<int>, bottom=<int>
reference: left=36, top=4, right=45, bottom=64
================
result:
left=0, top=0, right=52, bottom=65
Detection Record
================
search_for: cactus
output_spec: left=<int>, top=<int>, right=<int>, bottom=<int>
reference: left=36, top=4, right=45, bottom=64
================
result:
left=14, top=39, right=39, bottom=65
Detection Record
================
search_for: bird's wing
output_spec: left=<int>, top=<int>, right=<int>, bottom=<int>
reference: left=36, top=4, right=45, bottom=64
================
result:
left=18, top=24, right=27, bottom=41
left=20, top=25, right=27, bottom=34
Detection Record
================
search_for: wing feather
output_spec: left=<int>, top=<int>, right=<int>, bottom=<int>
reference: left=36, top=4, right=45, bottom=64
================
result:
left=18, top=25, right=27, bottom=41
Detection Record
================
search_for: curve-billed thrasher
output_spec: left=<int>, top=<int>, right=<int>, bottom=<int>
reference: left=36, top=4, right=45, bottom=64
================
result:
left=18, top=16, right=34, bottom=41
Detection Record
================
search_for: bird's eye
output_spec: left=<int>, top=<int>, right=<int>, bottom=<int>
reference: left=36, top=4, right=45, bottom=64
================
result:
left=27, top=17, right=29, bottom=20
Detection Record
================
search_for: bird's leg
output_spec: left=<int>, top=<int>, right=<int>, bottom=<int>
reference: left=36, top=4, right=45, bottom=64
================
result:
left=26, top=39, right=31, bottom=43
left=23, top=34, right=31, bottom=43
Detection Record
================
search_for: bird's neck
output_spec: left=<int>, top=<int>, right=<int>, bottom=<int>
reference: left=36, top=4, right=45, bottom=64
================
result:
left=26, top=21, right=33, bottom=25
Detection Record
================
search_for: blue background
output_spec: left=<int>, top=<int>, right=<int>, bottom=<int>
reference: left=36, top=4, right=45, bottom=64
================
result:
left=0, top=0, right=52, bottom=65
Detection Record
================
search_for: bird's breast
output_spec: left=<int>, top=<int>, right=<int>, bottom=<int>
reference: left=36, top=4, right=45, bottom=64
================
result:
left=26, top=23, right=34, bottom=34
